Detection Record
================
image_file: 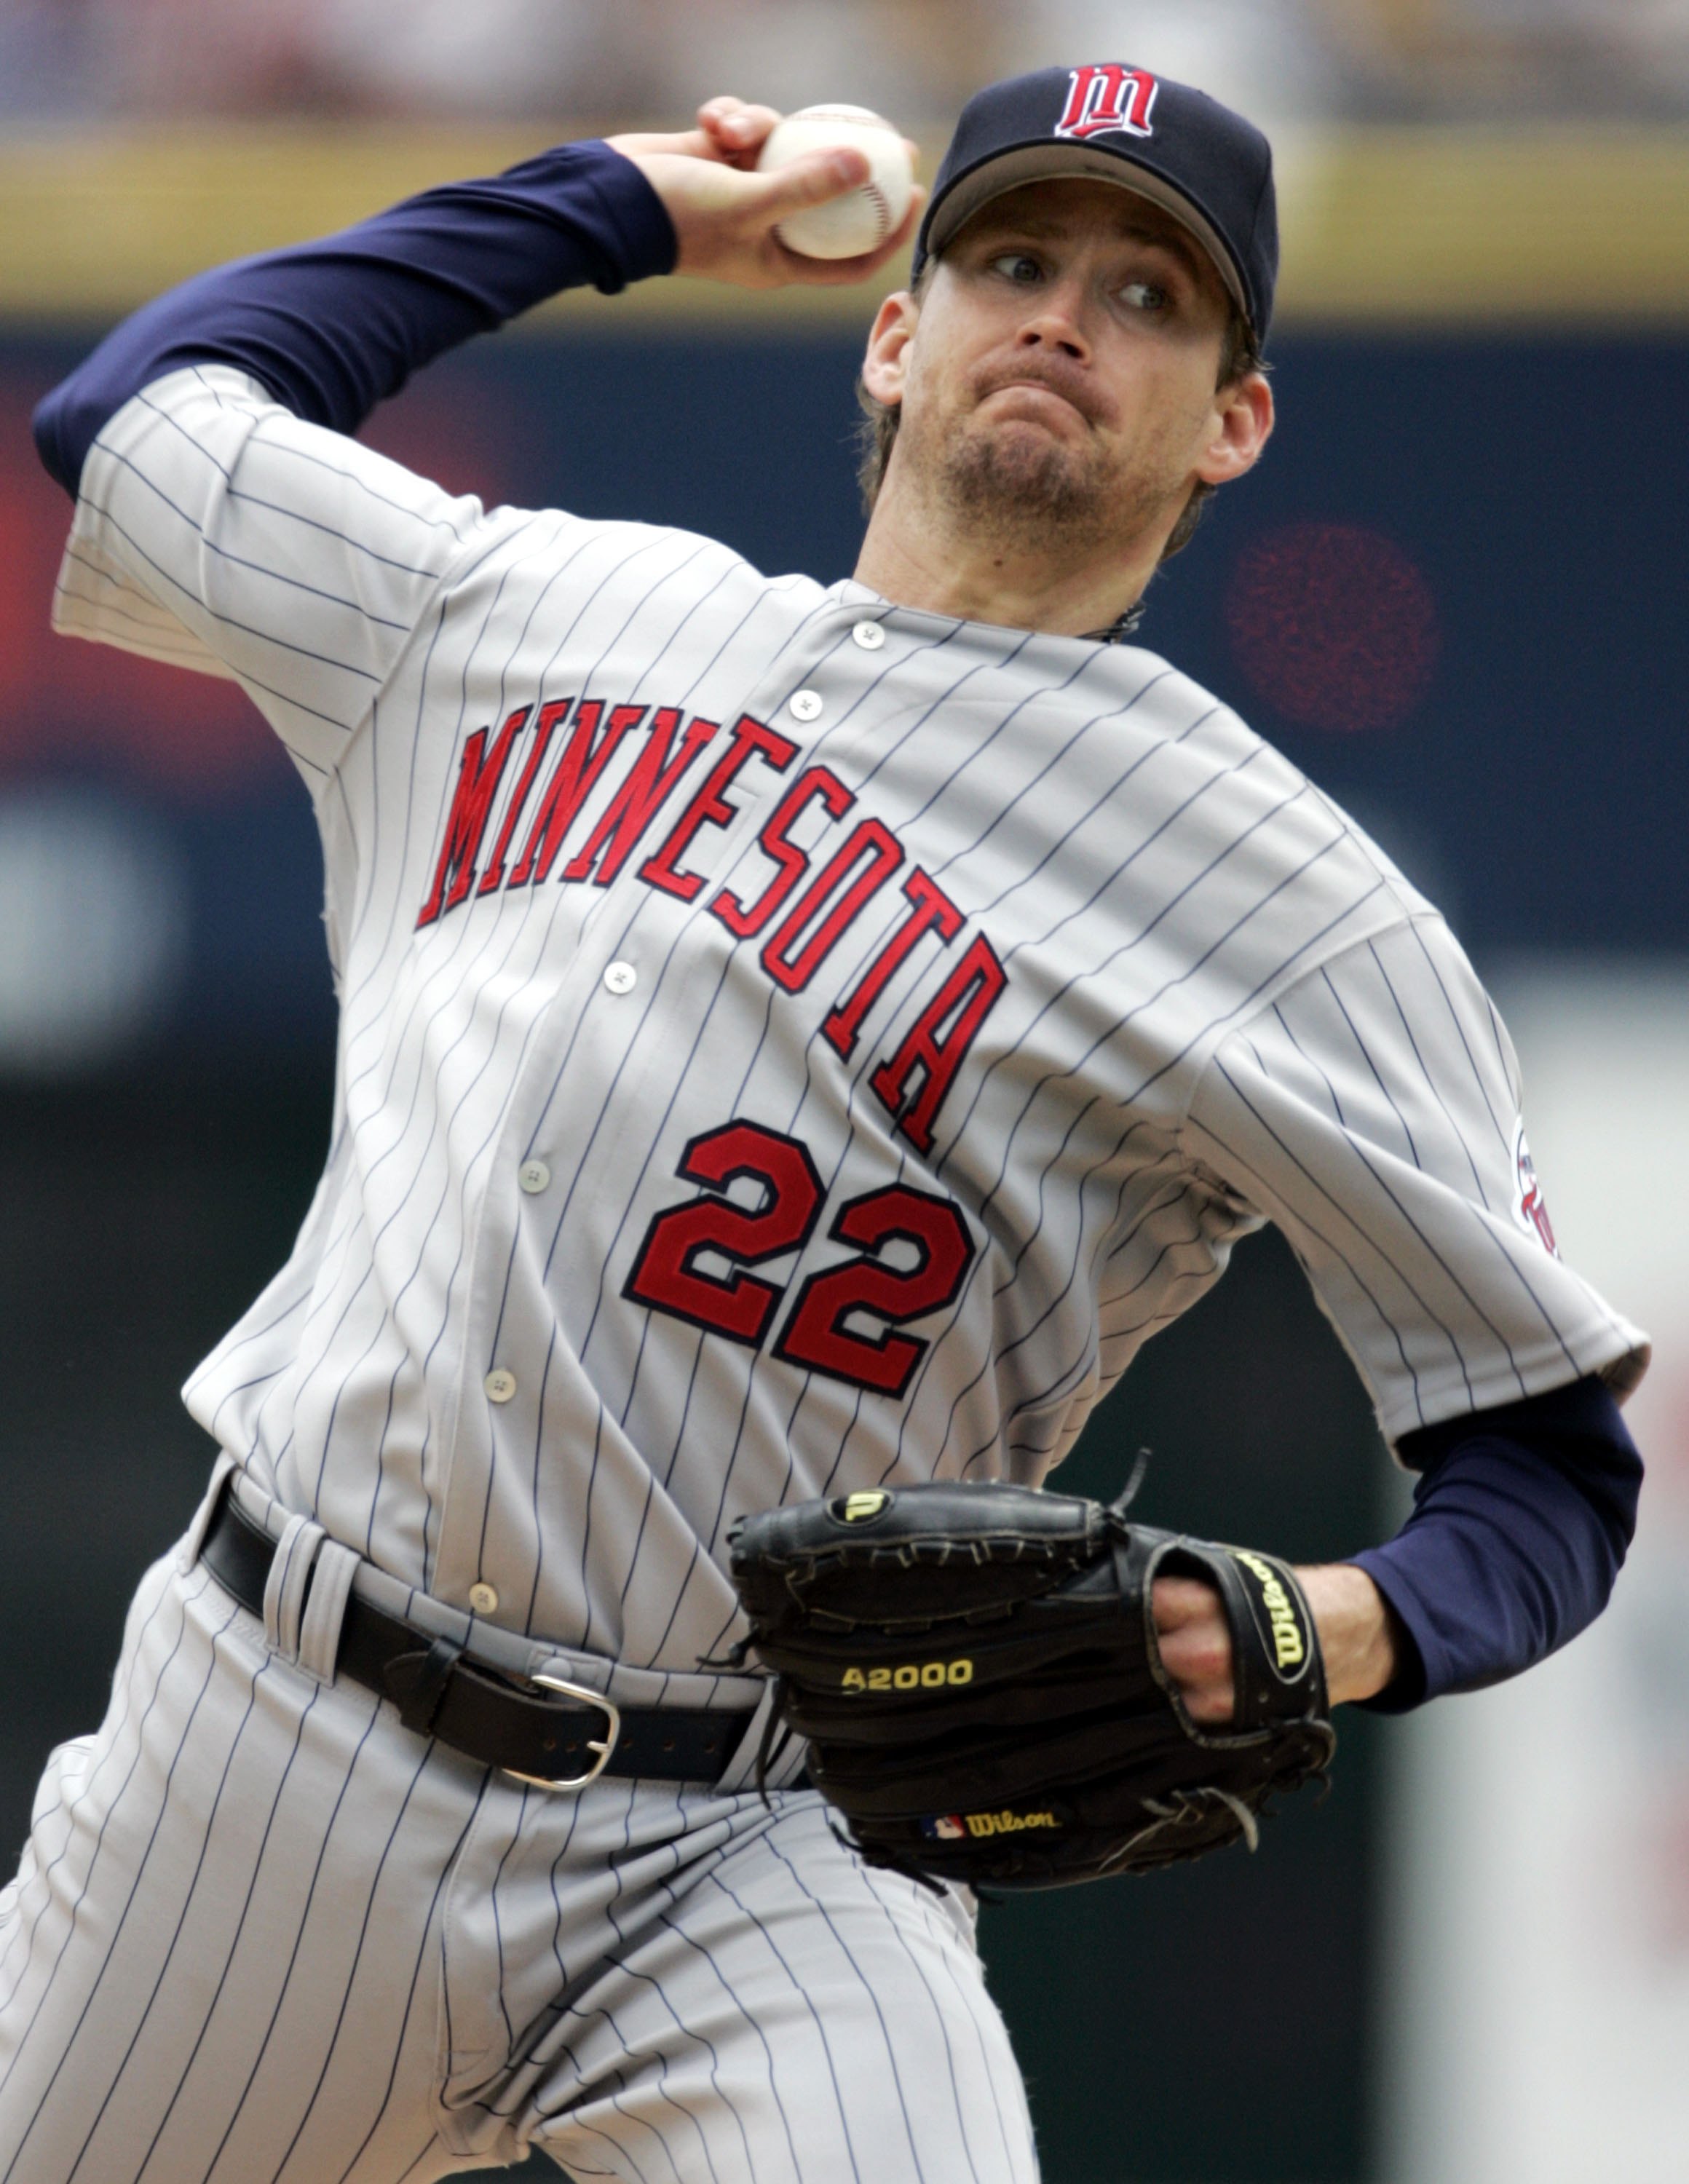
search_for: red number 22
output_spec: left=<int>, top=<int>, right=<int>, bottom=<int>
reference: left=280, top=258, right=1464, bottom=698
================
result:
left=623, top=1120, right=976, bottom=1397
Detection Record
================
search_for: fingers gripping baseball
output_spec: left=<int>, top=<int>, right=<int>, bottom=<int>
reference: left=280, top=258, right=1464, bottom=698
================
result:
left=1153, top=1575, right=1238, bottom=1723
left=695, top=98, right=784, bottom=162
left=607, top=98, right=924, bottom=290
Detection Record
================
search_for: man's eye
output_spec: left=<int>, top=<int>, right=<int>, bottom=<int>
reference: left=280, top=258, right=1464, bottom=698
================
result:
left=1120, top=280, right=1169, bottom=313
left=990, top=253, right=1044, bottom=285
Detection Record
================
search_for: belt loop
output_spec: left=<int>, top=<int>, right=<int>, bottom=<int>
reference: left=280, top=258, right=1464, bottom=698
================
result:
left=179, top=1455, right=237, bottom=1577
left=264, top=1514, right=323, bottom=1663
left=389, top=1637, right=466, bottom=1738
left=297, top=1538, right=359, bottom=1683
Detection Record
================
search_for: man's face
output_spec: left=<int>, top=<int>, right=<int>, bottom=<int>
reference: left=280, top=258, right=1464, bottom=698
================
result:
left=876, top=177, right=1248, bottom=560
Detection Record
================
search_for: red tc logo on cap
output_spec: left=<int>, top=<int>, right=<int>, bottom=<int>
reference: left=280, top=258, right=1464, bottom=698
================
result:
left=1053, top=64, right=1159, bottom=142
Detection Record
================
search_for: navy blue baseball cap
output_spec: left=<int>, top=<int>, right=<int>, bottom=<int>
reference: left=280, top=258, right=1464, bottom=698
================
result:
left=911, top=63, right=1278, bottom=345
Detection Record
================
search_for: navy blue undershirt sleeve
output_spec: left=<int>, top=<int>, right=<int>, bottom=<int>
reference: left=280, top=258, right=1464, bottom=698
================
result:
left=1350, top=1374, right=1642, bottom=1712
left=33, top=139, right=676, bottom=499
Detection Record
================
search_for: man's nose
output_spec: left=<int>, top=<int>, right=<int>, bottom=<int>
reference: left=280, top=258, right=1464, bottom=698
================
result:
left=1016, top=277, right=1091, bottom=360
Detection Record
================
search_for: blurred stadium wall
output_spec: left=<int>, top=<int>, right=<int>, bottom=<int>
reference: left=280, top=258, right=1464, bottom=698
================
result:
left=1379, top=965, right=1689, bottom=2184
left=1, top=65, right=1686, bottom=2184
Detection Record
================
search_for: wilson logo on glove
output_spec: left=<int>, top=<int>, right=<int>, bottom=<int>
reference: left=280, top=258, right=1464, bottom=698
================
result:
left=921, top=1810, right=1061, bottom=1841
left=1229, top=1548, right=1310, bottom=1676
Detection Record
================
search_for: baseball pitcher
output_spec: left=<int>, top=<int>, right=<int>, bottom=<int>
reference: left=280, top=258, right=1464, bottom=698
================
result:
left=7, top=62, right=1648, bottom=2183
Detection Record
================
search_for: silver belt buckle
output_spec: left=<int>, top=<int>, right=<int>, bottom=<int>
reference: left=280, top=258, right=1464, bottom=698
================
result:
left=502, top=1673, right=622, bottom=1792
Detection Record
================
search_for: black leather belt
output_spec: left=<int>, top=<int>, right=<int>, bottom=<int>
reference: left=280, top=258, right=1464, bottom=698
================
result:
left=199, top=1485, right=753, bottom=1788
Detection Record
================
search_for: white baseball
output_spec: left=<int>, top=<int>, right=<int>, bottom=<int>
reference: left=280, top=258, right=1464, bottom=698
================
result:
left=756, top=104, right=914, bottom=261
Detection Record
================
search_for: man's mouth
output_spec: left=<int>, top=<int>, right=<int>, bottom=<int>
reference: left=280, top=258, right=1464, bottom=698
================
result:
left=973, top=373, right=1100, bottom=428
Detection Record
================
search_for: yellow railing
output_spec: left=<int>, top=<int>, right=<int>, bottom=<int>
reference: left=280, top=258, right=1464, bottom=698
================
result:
left=2, top=123, right=1685, bottom=325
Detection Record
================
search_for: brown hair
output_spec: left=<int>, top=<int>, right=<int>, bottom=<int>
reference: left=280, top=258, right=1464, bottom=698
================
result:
left=854, top=275, right=1264, bottom=564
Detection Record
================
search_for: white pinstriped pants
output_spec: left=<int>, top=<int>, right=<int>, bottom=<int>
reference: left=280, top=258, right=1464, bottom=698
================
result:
left=0, top=1538, right=1037, bottom=2184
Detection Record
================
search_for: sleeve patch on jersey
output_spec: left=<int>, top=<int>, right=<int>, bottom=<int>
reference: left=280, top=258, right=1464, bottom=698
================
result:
left=1510, top=1120, right=1560, bottom=1258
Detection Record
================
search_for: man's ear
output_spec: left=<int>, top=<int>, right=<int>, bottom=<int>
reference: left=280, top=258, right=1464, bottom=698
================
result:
left=1194, top=370, right=1275, bottom=488
left=861, top=290, right=919, bottom=410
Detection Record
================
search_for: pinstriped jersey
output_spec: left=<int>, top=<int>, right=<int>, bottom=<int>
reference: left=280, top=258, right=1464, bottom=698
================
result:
left=51, top=365, right=1648, bottom=1678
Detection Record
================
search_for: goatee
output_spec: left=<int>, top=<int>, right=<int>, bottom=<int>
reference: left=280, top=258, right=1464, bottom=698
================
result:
left=928, top=416, right=1176, bottom=561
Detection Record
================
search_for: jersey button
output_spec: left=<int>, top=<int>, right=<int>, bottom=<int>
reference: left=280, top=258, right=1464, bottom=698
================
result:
left=484, top=1368, right=518, bottom=1404
left=468, top=1580, right=499, bottom=1615
left=603, top=961, right=637, bottom=995
left=518, top=1158, right=550, bottom=1194
left=851, top=621, right=885, bottom=650
left=788, top=689, right=823, bottom=722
